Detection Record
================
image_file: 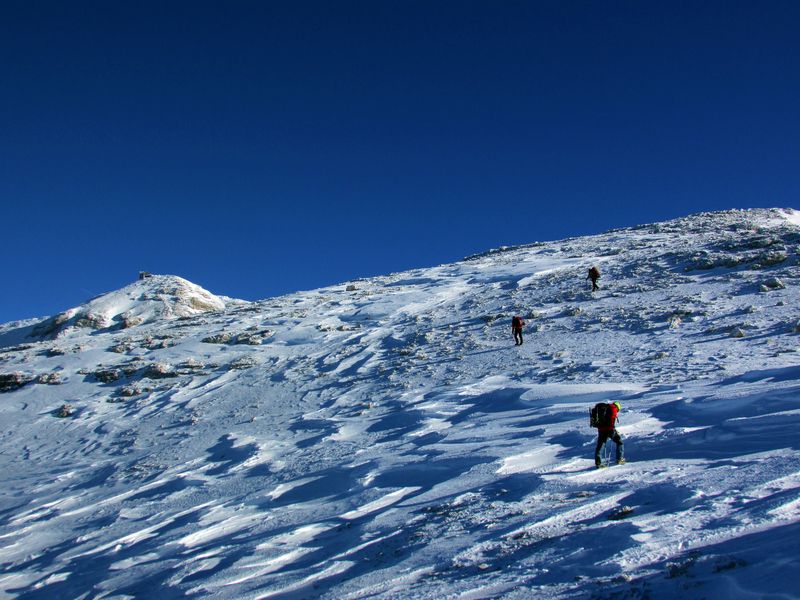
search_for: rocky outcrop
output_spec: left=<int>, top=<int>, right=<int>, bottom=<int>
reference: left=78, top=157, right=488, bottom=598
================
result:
left=761, top=277, right=786, bottom=291
left=36, top=372, right=63, bottom=385
left=54, top=404, right=74, bottom=418
left=0, top=372, right=32, bottom=392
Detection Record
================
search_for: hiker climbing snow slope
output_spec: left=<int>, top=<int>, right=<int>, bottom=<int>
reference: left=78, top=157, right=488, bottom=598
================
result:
left=590, top=401, right=625, bottom=468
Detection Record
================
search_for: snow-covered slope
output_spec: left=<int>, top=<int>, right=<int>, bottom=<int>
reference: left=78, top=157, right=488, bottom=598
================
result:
left=1, top=208, right=800, bottom=599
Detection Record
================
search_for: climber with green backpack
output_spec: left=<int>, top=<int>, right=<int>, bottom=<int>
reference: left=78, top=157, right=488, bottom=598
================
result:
left=589, top=401, right=625, bottom=468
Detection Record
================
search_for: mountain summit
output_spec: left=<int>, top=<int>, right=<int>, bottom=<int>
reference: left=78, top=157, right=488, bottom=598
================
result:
left=1, top=208, right=800, bottom=598
left=19, top=275, right=230, bottom=341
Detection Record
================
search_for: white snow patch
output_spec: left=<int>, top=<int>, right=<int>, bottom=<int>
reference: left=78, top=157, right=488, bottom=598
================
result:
left=498, top=445, right=566, bottom=474
left=340, top=487, right=420, bottom=520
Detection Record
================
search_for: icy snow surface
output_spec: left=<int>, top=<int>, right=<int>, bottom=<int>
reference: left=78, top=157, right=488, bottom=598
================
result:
left=1, top=208, right=800, bottom=599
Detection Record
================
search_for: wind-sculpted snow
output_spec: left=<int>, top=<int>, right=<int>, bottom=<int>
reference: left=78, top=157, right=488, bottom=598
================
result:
left=1, top=208, right=800, bottom=598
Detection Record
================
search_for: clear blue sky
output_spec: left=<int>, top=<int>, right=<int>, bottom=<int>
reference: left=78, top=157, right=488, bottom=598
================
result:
left=2, top=1, right=798, bottom=323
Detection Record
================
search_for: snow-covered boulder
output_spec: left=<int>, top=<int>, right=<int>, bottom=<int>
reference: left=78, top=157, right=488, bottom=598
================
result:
left=761, top=277, right=786, bottom=291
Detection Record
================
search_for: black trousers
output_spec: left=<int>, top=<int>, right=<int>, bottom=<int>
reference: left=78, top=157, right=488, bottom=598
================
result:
left=595, top=429, right=623, bottom=465
left=513, top=328, right=523, bottom=345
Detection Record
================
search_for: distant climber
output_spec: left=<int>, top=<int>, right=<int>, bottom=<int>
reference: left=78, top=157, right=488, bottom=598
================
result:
left=589, top=401, right=625, bottom=468
left=511, top=315, right=525, bottom=346
left=587, top=266, right=601, bottom=292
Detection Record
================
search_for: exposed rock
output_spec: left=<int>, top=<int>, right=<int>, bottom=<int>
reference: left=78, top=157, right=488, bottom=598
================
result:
left=0, top=372, right=32, bottom=392
left=188, top=297, right=222, bottom=312
left=109, top=342, right=134, bottom=354
left=202, top=332, right=233, bottom=344
left=141, top=362, right=177, bottom=379
left=74, top=313, right=109, bottom=329
left=754, top=251, right=788, bottom=268
left=31, top=312, right=72, bottom=338
left=121, top=316, right=144, bottom=329
left=142, top=336, right=174, bottom=350
left=481, top=314, right=506, bottom=324
left=37, top=372, right=63, bottom=385
left=94, top=369, right=122, bottom=383
left=236, top=334, right=265, bottom=345
left=718, top=236, right=776, bottom=253
left=237, top=329, right=275, bottom=345
left=202, top=330, right=273, bottom=346
left=178, top=358, right=205, bottom=371
left=0, top=343, right=36, bottom=354
left=761, top=277, right=785, bottom=291
left=55, top=404, right=74, bottom=418
left=685, top=252, right=742, bottom=271
left=117, top=384, right=149, bottom=397
left=229, top=356, right=258, bottom=370
left=120, top=362, right=145, bottom=377
left=608, top=505, right=635, bottom=520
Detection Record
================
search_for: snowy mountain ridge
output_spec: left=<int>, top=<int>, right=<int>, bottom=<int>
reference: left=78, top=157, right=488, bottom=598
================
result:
left=1, top=207, right=800, bottom=599
left=3, top=275, right=233, bottom=346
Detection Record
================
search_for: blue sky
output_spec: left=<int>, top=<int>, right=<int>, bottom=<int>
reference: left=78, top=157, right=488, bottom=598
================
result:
left=2, top=1, right=799, bottom=322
